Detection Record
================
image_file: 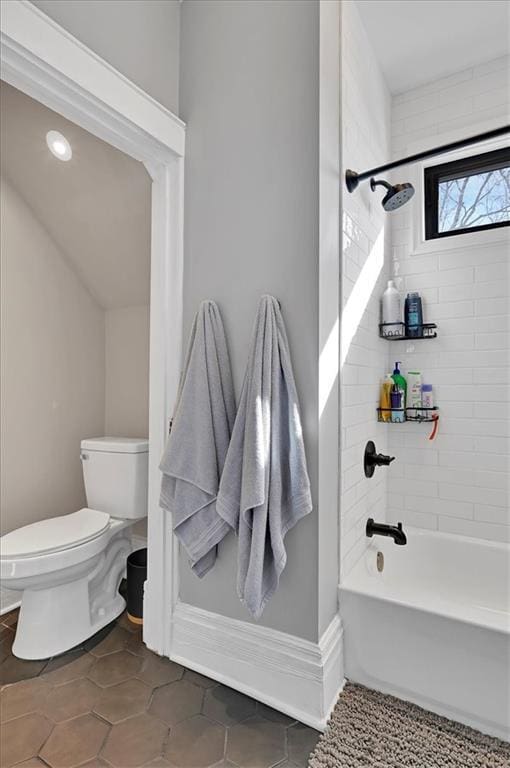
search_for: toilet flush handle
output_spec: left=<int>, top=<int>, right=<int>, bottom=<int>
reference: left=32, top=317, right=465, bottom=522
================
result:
left=80, top=452, right=89, bottom=461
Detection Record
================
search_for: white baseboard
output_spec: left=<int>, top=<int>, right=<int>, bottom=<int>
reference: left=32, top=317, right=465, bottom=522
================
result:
left=170, top=601, right=344, bottom=731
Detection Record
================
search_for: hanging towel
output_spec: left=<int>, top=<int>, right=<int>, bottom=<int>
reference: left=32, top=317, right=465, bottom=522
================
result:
left=217, top=295, right=312, bottom=619
left=159, top=300, right=236, bottom=577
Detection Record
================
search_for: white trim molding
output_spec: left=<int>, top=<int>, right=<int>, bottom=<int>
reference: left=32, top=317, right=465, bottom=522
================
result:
left=171, top=603, right=344, bottom=731
left=403, top=121, right=510, bottom=257
left=0, top=0, right=185, bottom=159
left=0, top=0, right=185, bottom=658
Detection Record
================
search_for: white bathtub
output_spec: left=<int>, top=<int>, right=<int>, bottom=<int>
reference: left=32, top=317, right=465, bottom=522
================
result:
left=340, top=527, right=510, bottom=741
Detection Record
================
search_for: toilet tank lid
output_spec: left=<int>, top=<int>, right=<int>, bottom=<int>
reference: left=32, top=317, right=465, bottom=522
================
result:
left=81, top=437, right=149, bottom=454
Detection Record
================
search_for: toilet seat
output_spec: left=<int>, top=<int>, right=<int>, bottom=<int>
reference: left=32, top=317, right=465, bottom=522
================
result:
left=0, top=508, right=111, bottom=559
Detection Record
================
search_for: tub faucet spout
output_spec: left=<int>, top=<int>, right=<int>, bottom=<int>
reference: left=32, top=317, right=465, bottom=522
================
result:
left=366, top=518, right=407, bottom=545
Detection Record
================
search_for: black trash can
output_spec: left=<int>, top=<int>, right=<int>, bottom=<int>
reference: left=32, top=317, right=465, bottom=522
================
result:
left=126, top=548, right=147, bottom=625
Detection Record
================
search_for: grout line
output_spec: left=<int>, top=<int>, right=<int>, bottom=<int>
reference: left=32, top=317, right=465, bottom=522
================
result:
left=222, top=723, right=228, bottom=760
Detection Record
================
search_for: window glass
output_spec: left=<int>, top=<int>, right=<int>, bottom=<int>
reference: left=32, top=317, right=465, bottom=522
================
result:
left=438, top=167, right=510, bottom=233
left=424, top=148, right=510, bottom=240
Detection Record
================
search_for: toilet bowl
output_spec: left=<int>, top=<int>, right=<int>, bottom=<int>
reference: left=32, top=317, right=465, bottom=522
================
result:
left=0, top=437, right=148, bottom=660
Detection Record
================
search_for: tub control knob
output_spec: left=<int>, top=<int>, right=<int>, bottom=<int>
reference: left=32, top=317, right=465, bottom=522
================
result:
left=376, top=453, right=395, bottom=466
left=364, top=440, right=395, bottom=478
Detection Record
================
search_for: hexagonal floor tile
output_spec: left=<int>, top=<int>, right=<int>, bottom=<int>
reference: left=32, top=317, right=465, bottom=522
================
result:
left=226, top=716, right=286, bottom=768
left=0, top=677, right=51, bottom=723
left=0, top=626, right=15, bottom=663
left=88, top=650, right=142, bottom=687
left=83, top=623, right=116, bottom=653
left=101, top=713, right=168, bottom=767
left=136, top=653, right=184, bottom=687
left=0, top=653, right=47, bottom=685
left=149, top=679, right=203, bottom=725
left=116, top=612, right=140, bottom=635
left=203, top=684, right=257, bottom=726
left=212, top=762, right=239, bottom=768
left=42, top=652, right=95, bottom=686
left=0, top=713, right=53, bottom=767
left=1, top=610, right=18, bottom=627
left=257, top=702, right=296, bottom=726
left=43, top=678, right=101, bottom=723
left=164, top=714, right=225, bottom=767
left=93, top=678, right=152, bottom=723
left=287, top=722, right=320, bottom=767
left=42, top=649, right=87, bottom=677
left=214, top=759, right=241, bottom=768
left=183, top=669, right=218, bottom=689
left=88, top=626, right=131, bottom=657
left=125, top=629, right=152, bottom=658
left=40, top=714, right=109, bottom=768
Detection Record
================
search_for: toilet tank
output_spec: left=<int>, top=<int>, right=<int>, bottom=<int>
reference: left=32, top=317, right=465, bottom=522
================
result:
left=80, top=437, right=149, bottom=520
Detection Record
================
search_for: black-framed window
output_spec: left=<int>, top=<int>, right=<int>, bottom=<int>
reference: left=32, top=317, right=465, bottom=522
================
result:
left=424, top=147, right=510, bottom=240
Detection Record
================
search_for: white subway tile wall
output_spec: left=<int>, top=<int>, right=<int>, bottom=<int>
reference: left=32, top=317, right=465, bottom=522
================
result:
left=340, top=1, right=391, bottom=578
left=387, top=56, right=510, bottom=542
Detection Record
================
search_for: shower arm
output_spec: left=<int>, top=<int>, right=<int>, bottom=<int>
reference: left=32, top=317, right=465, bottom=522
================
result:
left=345, top=125, right=510, bottom=192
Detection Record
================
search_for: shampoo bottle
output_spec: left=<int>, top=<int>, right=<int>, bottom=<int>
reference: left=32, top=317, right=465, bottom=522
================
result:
left=381, top=280, right=402, bottom=337
left=405, top=292, right=423, bottom=337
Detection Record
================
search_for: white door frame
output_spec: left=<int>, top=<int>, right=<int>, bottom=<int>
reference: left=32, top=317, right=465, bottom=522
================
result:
left=0, top=0, right=184, bottom=656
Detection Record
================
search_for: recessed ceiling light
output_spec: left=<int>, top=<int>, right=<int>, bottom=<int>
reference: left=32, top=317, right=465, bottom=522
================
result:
left=46, top=130, right=72, bottom=161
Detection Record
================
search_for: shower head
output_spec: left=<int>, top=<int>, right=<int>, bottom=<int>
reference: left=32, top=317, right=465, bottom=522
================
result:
left=370, top=177, right=415, bottom=211
left=345, top=126, right=510, bottom=207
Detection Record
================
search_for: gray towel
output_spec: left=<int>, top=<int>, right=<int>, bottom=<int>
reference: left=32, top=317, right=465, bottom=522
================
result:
left=159, top=300, right=236, bottom=577
left=217, top=295, right=312, bottom=619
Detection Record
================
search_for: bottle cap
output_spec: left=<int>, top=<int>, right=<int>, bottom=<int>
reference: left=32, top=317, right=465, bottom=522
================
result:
left=422, top=384, right=433, bottom=391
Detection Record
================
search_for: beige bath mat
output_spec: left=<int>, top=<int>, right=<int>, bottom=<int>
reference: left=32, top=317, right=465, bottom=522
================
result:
left=309, top=682, right=510, bottom=767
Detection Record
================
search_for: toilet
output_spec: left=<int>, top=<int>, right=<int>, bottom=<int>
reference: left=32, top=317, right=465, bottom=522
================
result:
left=0, top=437, right=148, bottom=660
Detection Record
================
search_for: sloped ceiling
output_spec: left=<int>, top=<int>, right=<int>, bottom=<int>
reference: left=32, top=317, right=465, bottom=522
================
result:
left=0, top=81, right=151, bottom=310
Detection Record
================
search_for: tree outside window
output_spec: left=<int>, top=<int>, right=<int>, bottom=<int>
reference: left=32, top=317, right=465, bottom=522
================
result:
left=424, top=148, right=510, bottom=240
left=438, top=167, right=510, bottom=232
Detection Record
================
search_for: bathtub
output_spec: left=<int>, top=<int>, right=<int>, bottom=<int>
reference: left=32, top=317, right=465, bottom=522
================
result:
left=340, top=528, right=510, bottom=741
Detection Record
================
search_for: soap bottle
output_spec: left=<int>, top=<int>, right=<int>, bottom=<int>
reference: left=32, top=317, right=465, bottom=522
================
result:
left=391, top=361, right=407, bottom=422
left=391, top=362, right=407, bottom=404
left=381, top=280, right=402, bottom=337
left=405, top=292, right=423, bottom=337
left=379, top=374, right=393, bottom=422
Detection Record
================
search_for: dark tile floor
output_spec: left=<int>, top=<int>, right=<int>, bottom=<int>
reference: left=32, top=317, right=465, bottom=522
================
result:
left=0, top=610, right=121, bottom=687
left=0, top=609, right=320, bottom=767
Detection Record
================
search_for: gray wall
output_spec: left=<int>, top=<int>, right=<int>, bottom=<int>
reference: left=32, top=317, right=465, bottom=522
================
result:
left=105, top=305, right=150, bottom=439
left=179, top=0, right=320, bottom=642
left=31, top=0, right=180, bottom=114
left=1, top=178, right=105, bottom=535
